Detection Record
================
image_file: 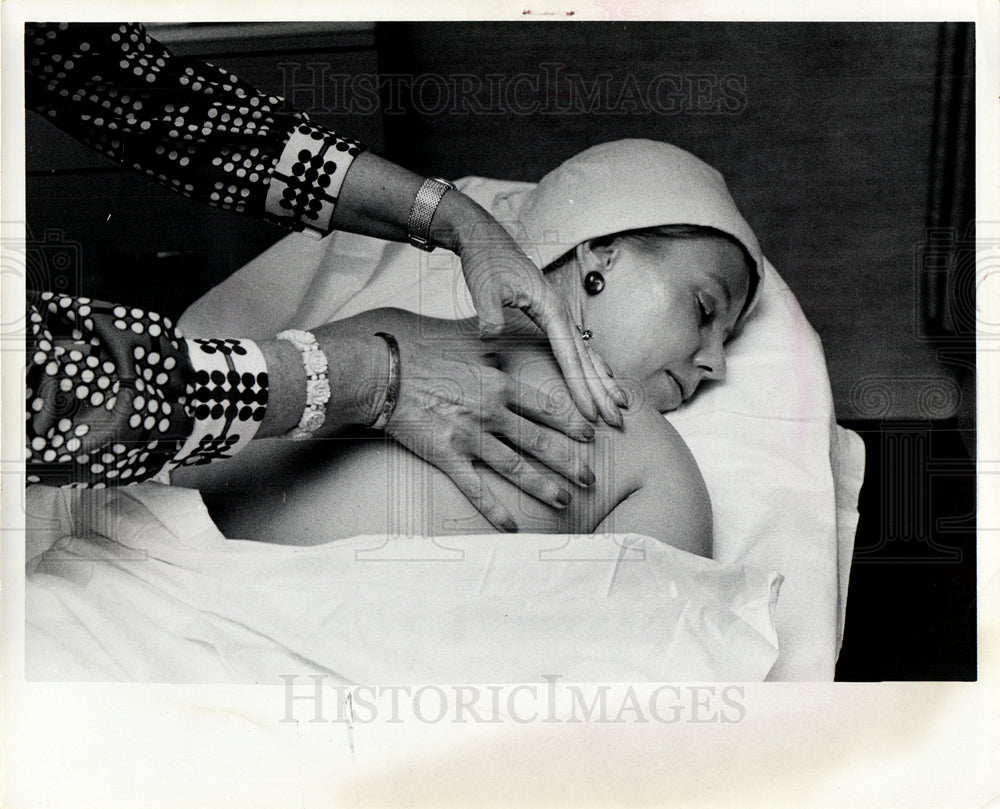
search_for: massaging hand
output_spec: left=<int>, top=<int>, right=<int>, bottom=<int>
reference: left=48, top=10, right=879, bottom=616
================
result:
left=261, top=319, right=599, bottom=532
left=453, top=215, right=627, bottom=428
left=331, top=153, right=625, bottom=429
left=384, top=333, right=599, bottom=532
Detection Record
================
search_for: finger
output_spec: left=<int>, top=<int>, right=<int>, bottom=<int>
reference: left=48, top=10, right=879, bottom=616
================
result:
left=497, top=412, right=597, bottom=489
left=519, top=296, right=600, bottom=421
left=584, top=343, right=629, bottom=411
left=486, top=269, right=599, bottom=418
left=464, top=256, right=623, bottom=423
left=479, top=435, right=576, bottom=511
left=569, top=326, right=626, bottom=428
left=474, top=291, right=507, bottom=341
left=587, top=344, right=614, bottom=380
left=509, top=380, right=596, bottom=443
left=459, top=242, right=520, bottom=339
left=521, top=291, right=626, bottom=426
left=447, top=462, right=520, bottom=532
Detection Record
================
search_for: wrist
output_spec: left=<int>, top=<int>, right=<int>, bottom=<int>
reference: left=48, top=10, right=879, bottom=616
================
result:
left=369, top=333, right=401, bottom=429
left=256, top=338, right=306, bottom=438
left=276, top=329, right=332, bottom=440
left=349, top=334, right=391, bottom=428
left=300, top=332, right=390, bottom=431
left=257, top=333, right=387, bottom=437
left=256, top=321, right=399, bottom=438
left=428, top=188, right=493, bottom=255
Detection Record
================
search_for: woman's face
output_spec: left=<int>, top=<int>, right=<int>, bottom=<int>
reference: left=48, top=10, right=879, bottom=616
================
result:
left=581, top=235, right=751, bottom=413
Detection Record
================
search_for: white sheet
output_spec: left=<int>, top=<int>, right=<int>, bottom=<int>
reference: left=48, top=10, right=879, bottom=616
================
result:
left=179, top=176, right=864, bottom=679
left=26, top=484, right=782, bottom=683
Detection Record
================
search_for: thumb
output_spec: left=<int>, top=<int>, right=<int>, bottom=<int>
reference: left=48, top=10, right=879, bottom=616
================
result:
left=475, top=295, right=506, bottom=340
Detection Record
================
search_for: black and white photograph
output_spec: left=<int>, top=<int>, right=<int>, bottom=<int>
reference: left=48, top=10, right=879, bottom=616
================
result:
left=3, top=1, right=998, bottom=807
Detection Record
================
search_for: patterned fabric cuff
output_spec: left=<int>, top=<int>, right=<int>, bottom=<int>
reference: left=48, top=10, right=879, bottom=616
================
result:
left=264, top=121, right=366, bottom=239
left=165, top=338, right=268, bottom=470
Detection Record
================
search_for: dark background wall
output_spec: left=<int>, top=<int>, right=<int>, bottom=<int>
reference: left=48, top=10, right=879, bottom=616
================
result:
left=24, top=21, right=976, bottom=680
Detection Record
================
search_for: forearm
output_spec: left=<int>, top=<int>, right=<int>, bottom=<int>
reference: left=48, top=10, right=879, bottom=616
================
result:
left=26, top=24, right=503, bottom=252
left=255, top=329, right=388, bottom=438
left=26, top=293, right=261, bottom=486
left=331, top=151, right=509, bottom=253
left=25, top=293, right=388, bottom=487
left=25, top=22, right=365, bottom=236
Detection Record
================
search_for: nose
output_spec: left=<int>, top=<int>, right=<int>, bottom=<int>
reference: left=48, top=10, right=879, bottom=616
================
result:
left=695, top=339, right=727, bottom=382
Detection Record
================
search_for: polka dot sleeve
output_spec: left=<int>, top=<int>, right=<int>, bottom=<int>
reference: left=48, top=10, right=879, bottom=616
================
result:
left=26, top=292, right=268, bottom=488
left=25, top=22, right=366, bottom=236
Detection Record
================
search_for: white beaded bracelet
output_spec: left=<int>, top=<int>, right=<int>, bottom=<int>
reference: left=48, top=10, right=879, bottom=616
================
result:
left=276, top=329, right=331, bottom=440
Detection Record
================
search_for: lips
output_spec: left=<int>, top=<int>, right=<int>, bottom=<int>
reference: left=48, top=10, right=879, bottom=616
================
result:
left=664, top=371, right=685, bottom=402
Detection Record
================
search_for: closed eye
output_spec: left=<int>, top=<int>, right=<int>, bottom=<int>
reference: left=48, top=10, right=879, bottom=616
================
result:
left=697, top=296, right=714, bottom=326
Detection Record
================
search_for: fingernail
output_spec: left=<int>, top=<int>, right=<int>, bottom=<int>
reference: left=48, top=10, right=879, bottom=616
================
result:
left=612, top=387, right=629, bottom=409
left=579, top=425, right=596, bottom=442
left=605, top=366, right=615, bottom=379
left=555, top=489, right=572, bottom=508
left=501, top=518, right=519, bottom=533
left=579, top=468, right=596, bottom=487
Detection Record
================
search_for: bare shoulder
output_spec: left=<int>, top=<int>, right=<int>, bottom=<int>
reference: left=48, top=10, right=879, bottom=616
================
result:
left=565, top=404, right=713, bottom=556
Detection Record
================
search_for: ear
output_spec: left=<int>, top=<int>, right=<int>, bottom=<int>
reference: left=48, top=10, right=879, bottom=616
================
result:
left=573, top=237, right=619, bottom=277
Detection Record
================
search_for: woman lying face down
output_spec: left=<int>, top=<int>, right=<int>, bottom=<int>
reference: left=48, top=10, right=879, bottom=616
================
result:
left=174, top=141, right=762, bottom=558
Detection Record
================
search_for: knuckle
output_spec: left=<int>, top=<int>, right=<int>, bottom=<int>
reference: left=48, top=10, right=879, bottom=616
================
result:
left=535, top=392, right=559, bottom=417
left=494, top=375, right=515, bottom=401
left=462, top=476, right=485, bottom=501
left=497, top=453, right=523, bottom=478
left=480, top=409, right=500, bottom=431
left=530, top=431, right=550, bottom=454
left=447, top=426, right=473, bottom=450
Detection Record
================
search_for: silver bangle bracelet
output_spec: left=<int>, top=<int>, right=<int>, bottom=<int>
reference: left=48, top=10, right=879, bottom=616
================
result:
left=370, top=332, right=401, bottom=430
left=406, top=177, right=456, bottom=252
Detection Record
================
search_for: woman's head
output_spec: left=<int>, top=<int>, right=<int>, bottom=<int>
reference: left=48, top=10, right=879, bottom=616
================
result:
left=546, top=225, right=753, bottom=412
left=514, top=139, right=765, bottom=411
left=516, top=139, right=765, bottom=317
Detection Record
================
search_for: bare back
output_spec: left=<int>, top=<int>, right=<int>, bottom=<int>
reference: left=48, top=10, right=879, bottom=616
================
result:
left=173, top=310, right=713, bottom=556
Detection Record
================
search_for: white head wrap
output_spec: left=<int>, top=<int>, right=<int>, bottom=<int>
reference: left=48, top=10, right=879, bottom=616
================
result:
left=511, top=139, right=765, bottom=318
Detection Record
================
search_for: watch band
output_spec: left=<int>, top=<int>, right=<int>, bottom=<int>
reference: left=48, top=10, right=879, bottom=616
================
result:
left=406, top=177, right=456, bottom=251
